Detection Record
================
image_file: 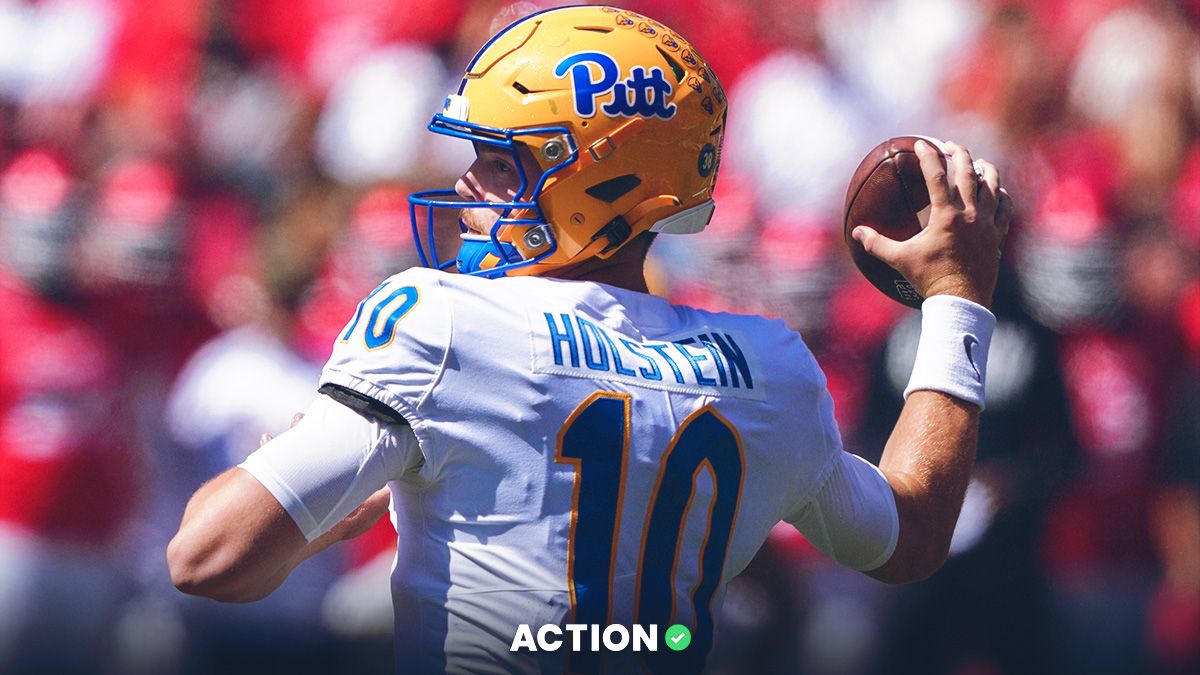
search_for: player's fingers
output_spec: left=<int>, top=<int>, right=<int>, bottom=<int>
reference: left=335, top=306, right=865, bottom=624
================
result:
left=292, top=413, right=305, bottom=428
left=945, top=141, right=978, bottom=212
left=974, top=159, right=999, bottom=215
left=853, top=226, right=905, bottom=268
left=996, top=188, right=1014, bottom=237
left=915, top=140, right=952, bottom=209
left=260, top=433, right=273, bottom=447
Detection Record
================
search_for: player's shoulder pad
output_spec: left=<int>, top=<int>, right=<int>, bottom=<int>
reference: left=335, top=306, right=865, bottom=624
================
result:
left=319, top=267, right=451, bottom=425
left=758, top=316, right=828, bottom=392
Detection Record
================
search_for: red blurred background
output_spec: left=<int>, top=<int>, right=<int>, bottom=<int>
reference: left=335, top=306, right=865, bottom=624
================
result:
left=0, top=1, right=1196, bottom=674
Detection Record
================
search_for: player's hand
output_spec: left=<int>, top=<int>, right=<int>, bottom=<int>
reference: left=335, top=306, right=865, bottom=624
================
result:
left=852, top=140, right=1013, bottom=309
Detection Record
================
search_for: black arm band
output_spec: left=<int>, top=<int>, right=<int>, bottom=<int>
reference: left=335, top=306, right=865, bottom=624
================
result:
left=318, top=383, right=410, bottom=428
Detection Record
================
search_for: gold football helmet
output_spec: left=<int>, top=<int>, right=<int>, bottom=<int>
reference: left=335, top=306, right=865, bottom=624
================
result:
left=408, top=4, right=728, bottom=277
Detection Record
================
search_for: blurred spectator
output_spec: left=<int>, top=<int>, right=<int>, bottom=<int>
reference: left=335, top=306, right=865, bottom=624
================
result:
left=313, top=44, right=448, bottom=186
left=1012, top=135, right=1124, bottom=331
left=1147, top=369, right=1200, bottom=675
left=0, top=149, right=139, bottom=673
left=161, top=185, right=379, bottom=674
left=228, top=0, right=465, bottom=95
left=188, top=55, right=309, bottom=199
left=77, top=157, right=183, bottom=296
left=1067, top=2, right=1196, bottom=218
left=727, top=49, right=869, bottom=217
left=758, top=215, right=845, bottom=340
left=74, top=155, right=214, bottom=383
left=184, top=193, right=266, bottom=331
left=820, top=0, right=983, bottom=133
left=1000, top=134, right=1190, bottom=675
left=0, top=148, right=78, bottom=294
left=0, top=0, right=118, bottom=105
left=939, top=1, right=1063, bottom=162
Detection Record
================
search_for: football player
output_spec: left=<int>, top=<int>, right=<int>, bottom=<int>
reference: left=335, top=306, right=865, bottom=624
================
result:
left=169, top=6, right=1011, bottom=674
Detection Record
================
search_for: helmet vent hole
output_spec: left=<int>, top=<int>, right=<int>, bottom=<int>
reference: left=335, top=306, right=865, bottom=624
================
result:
left=655, top=47, right=685, bottom=83
left=512, top=81, right=531, bottom=94
left=585, top=174, right=642, bottom=203
left=575, top=26, right=614, bottom=33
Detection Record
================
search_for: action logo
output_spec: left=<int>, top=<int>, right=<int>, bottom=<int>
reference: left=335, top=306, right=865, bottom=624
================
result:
left=554, top=52, right=677, bottom=120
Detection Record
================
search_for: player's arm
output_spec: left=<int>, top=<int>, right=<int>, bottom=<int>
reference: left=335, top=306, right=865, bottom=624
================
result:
left=850, top=140, right=1011, bottom=583
left=168, top=466, right=388, bottom=602
left=168, top=393, right=414, bottom=602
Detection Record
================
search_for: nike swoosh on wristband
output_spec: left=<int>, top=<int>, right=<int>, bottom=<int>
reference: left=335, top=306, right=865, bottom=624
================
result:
left=963, top=335, right=982, bottom=382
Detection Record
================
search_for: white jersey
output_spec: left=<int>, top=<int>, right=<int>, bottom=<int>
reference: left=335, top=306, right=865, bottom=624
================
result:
left=243, top=267, right=898, bottom=674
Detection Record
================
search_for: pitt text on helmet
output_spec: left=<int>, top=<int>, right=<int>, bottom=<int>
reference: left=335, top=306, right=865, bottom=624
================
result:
left=554, top=51, right=677, bottom=120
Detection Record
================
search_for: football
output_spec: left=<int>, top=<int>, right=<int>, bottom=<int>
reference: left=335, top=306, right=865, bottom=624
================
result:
left=843, top=135, right=949, bottom=309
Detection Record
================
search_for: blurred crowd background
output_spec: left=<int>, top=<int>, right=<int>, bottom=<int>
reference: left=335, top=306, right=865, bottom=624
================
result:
left=0, top=0, right=1198, bottom=674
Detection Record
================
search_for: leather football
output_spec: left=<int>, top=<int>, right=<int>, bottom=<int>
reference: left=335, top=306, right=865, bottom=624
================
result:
left=843, top=135, right=949, bottom=308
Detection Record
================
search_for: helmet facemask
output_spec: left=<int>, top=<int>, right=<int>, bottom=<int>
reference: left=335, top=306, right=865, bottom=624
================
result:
left=408, top=95, right=578, bottom=278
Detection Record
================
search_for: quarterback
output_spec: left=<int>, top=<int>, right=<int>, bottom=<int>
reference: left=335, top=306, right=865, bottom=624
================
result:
left=169, top=5, right=1011, bottom=674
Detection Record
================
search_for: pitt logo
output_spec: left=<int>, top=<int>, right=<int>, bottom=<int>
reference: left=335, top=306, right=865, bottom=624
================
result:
left=554, top=51, right=677, bottom=120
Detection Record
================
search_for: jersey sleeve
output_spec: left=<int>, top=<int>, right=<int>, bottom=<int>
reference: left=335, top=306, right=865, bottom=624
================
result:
left=239, top=393, right=423, bottom=541
left=319, top=268, right=449, bottom=440
left=776, top=327, right=899, bottom=571
left=784, top=450, right=899, bottom=571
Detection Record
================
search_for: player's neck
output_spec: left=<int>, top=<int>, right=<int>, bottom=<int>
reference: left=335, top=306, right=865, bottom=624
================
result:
left=544, top=234, right=652, bottom=293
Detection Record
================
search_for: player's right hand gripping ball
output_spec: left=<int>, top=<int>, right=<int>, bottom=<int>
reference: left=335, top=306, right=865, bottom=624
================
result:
left=843, top=135, right=951, bottom=308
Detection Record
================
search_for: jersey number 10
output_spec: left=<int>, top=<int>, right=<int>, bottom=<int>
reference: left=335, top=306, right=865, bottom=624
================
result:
left=339, top=283, right=420, bottom=350
left=556, top=392, right=744, bottom=674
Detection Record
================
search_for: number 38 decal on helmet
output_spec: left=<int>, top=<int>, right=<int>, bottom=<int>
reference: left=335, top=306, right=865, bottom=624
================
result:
left=408, top=5, right=728, bottom=279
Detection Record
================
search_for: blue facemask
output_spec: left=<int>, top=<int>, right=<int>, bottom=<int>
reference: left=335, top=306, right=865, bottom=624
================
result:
left=407, top=109, right=577, bottom=278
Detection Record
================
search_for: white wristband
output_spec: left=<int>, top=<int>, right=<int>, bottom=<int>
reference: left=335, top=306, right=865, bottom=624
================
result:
left=903, top=295, right=996, bottom=409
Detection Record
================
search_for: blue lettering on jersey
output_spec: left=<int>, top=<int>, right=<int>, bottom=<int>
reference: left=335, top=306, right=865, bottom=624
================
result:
left=596, top=327, right=637, bottom=377
left=646, top=342, right=686, bottom=384
left=540, top=312, right=753, bottom=391
left=576, top=317, right=610, bottom=371
left=674, top=339, right=718, bottom=387
left=619, top=338, right=662, bottom=381
left=711, top=332, right=753, bottom=390
left=553, top=51, right=677, bottom=120
left=545, top=313, right=580, bottom=368
left=697, top=334, right=729, bottom=387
